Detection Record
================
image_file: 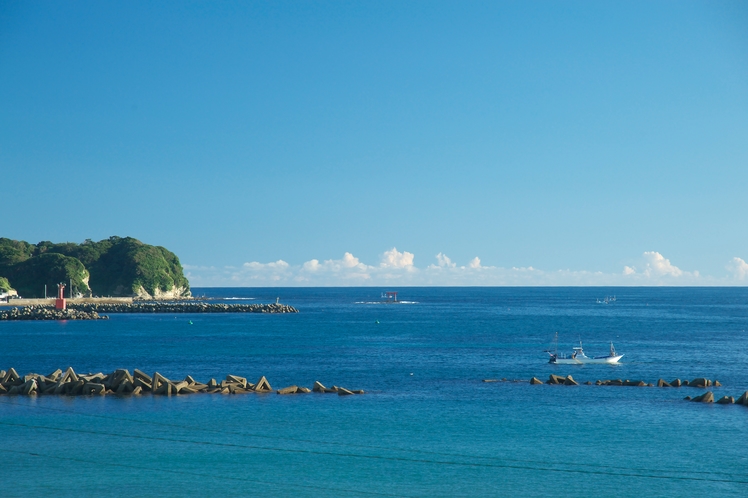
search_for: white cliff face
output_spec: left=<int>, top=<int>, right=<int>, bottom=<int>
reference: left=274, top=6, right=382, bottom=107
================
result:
left=0, top=288, right=18, bottom=298
left=82, top=272, right=91, bottom=296
left=133, top=285, right=191, bottom=300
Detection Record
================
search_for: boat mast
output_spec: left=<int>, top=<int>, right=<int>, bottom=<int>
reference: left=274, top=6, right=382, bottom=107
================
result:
left=553, top=331, right=558, bottom=356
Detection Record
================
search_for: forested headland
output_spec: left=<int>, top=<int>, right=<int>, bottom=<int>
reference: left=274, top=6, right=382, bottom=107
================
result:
left=0, top=236, right=190, bottom=299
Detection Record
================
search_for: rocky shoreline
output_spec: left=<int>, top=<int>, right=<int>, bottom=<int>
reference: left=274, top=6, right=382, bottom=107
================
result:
left=483, top=374, right=748, bottom=406
left=0, top=302, right=298, bottom=320
left=0, top=367, right=363, bottom=397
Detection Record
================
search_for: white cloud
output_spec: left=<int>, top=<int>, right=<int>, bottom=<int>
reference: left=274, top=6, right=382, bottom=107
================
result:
left=641, top=251, right=683, bottom=277
left=726, top=257, right=748, bottom=280
left=243, top=260, right=289, bottom=270
left=302, top=253, right=370, bottom=272
left=380, top=247, right=414, bottom=268
left=302, top=259, right=321, bottom=272
left=435, top=252, right=456, bottom=268
left=299, top=253, right=373, bottom=281
left=234, top=259, right=292, bottom=282
left=621, top=252, right=701, bottom=283
left=183, top=248, right=743, bottom=287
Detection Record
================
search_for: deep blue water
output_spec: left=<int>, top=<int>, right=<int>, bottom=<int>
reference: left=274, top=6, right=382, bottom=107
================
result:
left=1, top=287, right=747, bottom=497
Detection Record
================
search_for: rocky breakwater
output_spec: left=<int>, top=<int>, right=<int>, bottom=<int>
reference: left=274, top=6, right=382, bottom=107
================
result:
left=0, top=367, right=363, bottom=397
left=68, top=302, right=298, bottom=314
left=0, top=306, right=107, bottom=321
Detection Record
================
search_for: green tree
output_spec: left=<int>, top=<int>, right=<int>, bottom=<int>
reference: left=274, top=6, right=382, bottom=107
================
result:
left=3, top=253, right=90, bottom=298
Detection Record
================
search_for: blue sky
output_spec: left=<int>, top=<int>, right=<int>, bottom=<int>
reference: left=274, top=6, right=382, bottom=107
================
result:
left=1, top=1, right=747, bottom=286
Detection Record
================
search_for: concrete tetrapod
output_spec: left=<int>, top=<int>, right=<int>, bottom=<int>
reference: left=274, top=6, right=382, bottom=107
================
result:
left=690, top=391, right=715, bottom=403
left=253, top=376, right=272, bottom=393
left=563, top=375, right=579, bottom=386
left=84, top=382, right=106, bottom=395
left=547, top=374, right=566, bottom=385
left=3, top=368, right=21, bottom=384
left=689, top=378, right=712, bottom=388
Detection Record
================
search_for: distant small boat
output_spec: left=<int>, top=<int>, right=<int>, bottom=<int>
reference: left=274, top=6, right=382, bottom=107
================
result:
left=545, top=333, right=623, bottom=364
left=381, top=291, right=399, bottom=303
left=355, top=292, right=418, bottom=305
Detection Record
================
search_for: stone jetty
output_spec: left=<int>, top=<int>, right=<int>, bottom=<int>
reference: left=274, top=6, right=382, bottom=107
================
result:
left=0, top=306, right=107, bottom=321
left=0, top=367, right=361, bottom=397
left=68, top=302, right=299, bottom=314
left=0, top=302, right=299, bottom=320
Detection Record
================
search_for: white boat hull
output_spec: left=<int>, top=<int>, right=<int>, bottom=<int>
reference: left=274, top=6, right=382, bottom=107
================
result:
left=551, top=354, right=623, bottom=365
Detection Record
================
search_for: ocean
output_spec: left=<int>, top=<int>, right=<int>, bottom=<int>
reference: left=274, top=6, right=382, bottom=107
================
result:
left=1, top=287, right=746, bottom=497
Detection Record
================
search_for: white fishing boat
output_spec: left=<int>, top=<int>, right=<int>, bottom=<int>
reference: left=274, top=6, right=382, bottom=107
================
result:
left=545, top=333, right=623, bottom=364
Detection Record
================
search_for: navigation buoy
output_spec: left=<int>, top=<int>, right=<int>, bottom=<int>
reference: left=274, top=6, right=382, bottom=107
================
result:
left=375, top=320, right=379, bottom=324
left=189, top=320, right=193, bottom=325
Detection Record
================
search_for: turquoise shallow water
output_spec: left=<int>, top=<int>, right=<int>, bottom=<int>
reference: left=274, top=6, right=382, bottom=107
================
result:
left=1, top=287, right=747, bottom=497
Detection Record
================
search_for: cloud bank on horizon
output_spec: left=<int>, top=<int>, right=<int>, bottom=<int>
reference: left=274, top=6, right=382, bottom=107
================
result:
left=185, top=249, right=748, bottom=287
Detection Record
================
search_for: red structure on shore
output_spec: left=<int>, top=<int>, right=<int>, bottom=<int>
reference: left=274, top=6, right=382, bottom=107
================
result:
left=55, top=283, right=66, bottom=310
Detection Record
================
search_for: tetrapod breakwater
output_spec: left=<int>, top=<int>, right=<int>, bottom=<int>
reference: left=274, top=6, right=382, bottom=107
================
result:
left=0, top=301, right=299, bottom=320
left=69, top=302, right=299, bottom=314
left=0, top=306, right=108, bottom=321
left=0, top=367, right=363, bottom=397
left=482, top=374, right=748, bottom=406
